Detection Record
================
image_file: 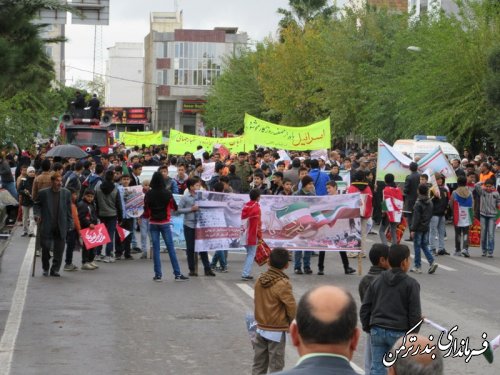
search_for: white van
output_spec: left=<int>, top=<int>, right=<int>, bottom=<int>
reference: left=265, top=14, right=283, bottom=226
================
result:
left=393, top=136, right=460, bottom=161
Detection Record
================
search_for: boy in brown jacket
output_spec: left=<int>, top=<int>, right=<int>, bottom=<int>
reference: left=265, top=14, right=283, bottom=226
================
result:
left=253, top=247, right=297, bottom=375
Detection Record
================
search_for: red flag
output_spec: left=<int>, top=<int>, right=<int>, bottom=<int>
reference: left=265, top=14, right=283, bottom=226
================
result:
left=80, top=223, right=111, bottom=249
left=116, top=223, right=131, bottom=242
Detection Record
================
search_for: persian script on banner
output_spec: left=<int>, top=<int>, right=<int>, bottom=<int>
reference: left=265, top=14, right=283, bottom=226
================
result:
left=123, top=186, right=145, bottom=218
left=168, top=129, right=246, bottom=155
left=120, top=131, right=162, bottom=146
left=244, top=114, right=331, bottom=151
left=194, top=191, right=361, bottom=252
left=80, top=223, right=111, bottom=249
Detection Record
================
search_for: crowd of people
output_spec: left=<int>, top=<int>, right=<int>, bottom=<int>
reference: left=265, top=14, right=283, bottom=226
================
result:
left=0, top=140, right=497, bottom=374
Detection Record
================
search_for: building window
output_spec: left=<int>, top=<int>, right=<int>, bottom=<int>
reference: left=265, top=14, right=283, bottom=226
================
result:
left=44, top=46, right=53, bottom=58
left=173, top=41, right=222, bottom=87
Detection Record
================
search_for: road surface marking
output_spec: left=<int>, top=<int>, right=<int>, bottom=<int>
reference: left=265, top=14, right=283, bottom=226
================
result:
left=409, top=255, right=456, bottom=271
left=0, top=237, right=35, bottom=375
left=448, top=255, right=500, bottom=275
left=235, top=283, right=365, bottom=374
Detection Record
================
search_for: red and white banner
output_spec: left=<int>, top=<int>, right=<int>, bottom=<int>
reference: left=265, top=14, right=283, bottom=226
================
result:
left=80, top=223, right=111, bottom=249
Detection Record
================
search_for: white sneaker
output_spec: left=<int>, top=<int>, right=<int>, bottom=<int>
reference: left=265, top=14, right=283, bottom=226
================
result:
left=428, top=263, right=438, bottom=274
left=81, top=263, right=94, bottom=270
left=90, top=261, right=99, bottom=269
left=410, top=267, right=422, bottom=274
left=103, top=256, right=112, bottom=263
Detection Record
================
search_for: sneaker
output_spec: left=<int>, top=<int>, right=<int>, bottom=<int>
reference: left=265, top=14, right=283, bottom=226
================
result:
left=344, top=267, right=356, bottom=275
left=453, top=251, right=462, bottom=257
left=347, top=252, right=358, bottom=258
left=461, top=249, right=470, bottom=258
left=482, top=251, right=487, bottom=257
left=131, top=247, right=142, bottom=254
left=304, top=267, right=313, bottom=274
left=103, top=256, right=113, bottom=263
left=431, top=249, right=437, bottom=256
left=21, top=232, right=28, bottom=237
left=428, top=263, right=438, bottom=274
left=115, top=255, right=122, bottom=260
left=140, top=252, right=148, bottom=259
left=294, top=268, right=303, bottom=275
left=241, top=275, right=253, bottom=281
left=188, top=271, right=198, bottom=277
left=437, top=249, right=450, bottom=256
left=410, top=267, right=422, bottom=274
left=90, top=261, right=99, bottom=269
left=175, top=275, right=189, bottom=282
left=81, top=263, right=95, bottom=270
left=96, top=255, right=105, bottom=262
left=219, top=267, right=228, bottom=273
left=153, top=276, right=162, bottom=282
left=43, top=269, right=49, bottom=277
left=124, top=255, right=134, bottom=260
left=317, top=269, right=324, bottom=275
left=488, top=254, right=493, bottom=258
left=63, top=264, right=78, bottom=271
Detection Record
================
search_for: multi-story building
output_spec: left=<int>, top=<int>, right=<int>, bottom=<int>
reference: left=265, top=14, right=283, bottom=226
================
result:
left=366, top=0, right=458, bottom=15
left=105, top=42, right=144, bottom=106
left=144, top=11, right=248, bottom=135
left=40, top=24, right=66, bottom=85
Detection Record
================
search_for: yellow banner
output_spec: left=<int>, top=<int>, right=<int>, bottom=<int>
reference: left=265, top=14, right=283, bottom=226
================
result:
left=168, top=129, right=247, bottom=155
left=120, top=131, right=163, bottom=146
left=244, top=114, right=331, bottom=150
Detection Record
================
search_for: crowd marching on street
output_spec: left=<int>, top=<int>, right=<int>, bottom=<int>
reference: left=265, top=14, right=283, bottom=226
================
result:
left=1, top=140, right=499, bottom=375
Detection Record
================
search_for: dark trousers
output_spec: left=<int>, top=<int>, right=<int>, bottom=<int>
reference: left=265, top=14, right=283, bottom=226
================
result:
left=65, top=229, right=77, bottom=265
left=454, top=225, right=469, bottom=252
left=41, top=235, right=65, bottom=273
left=100, top=216, right=117, bottom=256
left=115, top=218, right=133, bottom=257
left=318, top=251, right=349, bottom=271
left=82, top=243, right=96, bottom=264
left=184, top=225, right=210, bottom=271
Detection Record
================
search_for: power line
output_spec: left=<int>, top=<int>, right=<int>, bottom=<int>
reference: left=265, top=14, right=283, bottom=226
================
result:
left=66, top=65, right=159, bottom=86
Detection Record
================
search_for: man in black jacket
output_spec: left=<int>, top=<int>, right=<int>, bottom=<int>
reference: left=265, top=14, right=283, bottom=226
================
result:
left=403, top=162, right=420, bottom=240
left=360, top=244, right=422, bottom=375
left=410, top=184, right=438, bottom=274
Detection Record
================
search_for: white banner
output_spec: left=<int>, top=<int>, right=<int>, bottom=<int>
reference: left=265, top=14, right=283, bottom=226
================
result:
left=194, top=192, right=361, bottom=252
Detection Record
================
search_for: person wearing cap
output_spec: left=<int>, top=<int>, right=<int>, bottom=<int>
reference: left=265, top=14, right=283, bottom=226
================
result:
left=234, top=152, right=254, bottom=194
left=18, top=166, right=36, bottom=237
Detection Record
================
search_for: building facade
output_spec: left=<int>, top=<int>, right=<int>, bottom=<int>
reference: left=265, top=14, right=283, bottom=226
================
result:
left=40, top=24, right=65, bottom=85
left=143, top=12, right=248, bottom=135
left=105, top=42, right=144, bottom=106
left=366, top=0, right=458, bottom=15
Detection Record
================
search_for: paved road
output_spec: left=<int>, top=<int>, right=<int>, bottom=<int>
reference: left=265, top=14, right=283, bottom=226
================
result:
left=0, top=225, right=499, bottom=375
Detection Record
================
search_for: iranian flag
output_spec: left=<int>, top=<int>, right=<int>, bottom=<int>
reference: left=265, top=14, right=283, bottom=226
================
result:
left=116, top=223, right=131, bottom=242
left=275, top=202, right=316, bottom=227
left=381, top=186, right=403, bottom=223
left=311, top=205, right=360, bottom=228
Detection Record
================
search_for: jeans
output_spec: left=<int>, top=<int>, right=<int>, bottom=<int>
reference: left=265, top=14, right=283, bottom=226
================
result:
left=242, top=245, right=257, bottom=277
left=294, top=251, right=312, bottom=270
left=364, top=333, right=372, bottom=375
left=100, top=216, right=117, bottom=256
left=131, top=218, right=138, bottom=248
left=370, top=326, right=406, bottom=375
left=480, top=215, right=495, bottom=254
left=379, top=217, right=398, bottom=246
left=21, top=205, right=34, bottom=235
left=150, top=222, right=181, bottom=278
left=140, top=217, right=150, bottom=253
left=454, top=226, right=469, bottom=252
left=429, top=215, right=445, bottom=250
left=184, top=225, right=211, bottom=272
left=211, top=251, right=227, bottom=269
left=65, top=229, right=77, bottom=265
left=413, top=231, right=434, bottom=269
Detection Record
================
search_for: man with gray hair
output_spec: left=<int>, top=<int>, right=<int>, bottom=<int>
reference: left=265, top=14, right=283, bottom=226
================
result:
left=387, top=334, right=443, bottom=375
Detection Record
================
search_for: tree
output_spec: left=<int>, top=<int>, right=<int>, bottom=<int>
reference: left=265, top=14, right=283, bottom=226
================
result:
left=203, top=46, right=268, bottom=133
left=278, top=0, right=337, bottom=29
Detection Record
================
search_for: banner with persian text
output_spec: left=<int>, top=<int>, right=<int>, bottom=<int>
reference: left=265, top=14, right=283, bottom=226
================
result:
left=168, top=129, right=246, bottom=155
left=244, top=114, right=331, bottom=150
left=120, top=131, right=162, bottom=146
left=194, top=191, right=361, bottom=252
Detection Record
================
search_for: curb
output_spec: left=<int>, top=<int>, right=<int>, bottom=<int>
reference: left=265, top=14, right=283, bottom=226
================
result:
left=0, top=226, right=16, bottom=258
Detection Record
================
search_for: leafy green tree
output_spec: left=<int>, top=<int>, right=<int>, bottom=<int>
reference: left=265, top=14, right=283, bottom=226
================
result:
left=278, top=0, right=337, bottom=29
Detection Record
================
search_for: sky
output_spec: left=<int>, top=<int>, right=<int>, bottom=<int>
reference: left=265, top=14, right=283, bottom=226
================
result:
left=64, top=0, right=291, bottom=84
